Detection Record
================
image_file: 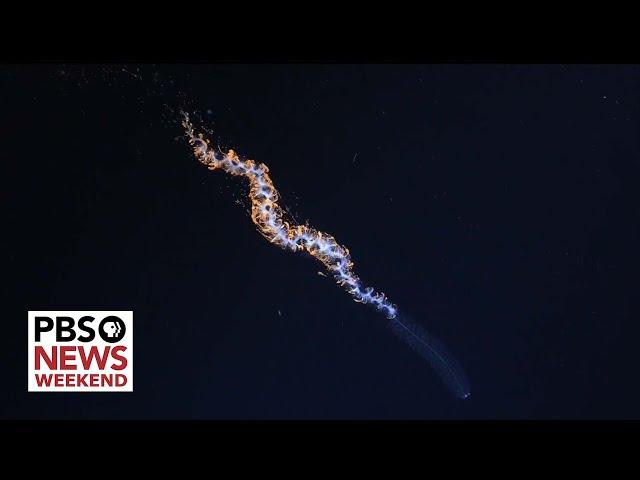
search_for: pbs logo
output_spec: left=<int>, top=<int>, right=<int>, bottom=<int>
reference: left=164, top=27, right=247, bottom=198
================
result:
left=33, top=314, right=128, bottom=344
left=28, top=310, right=133, bottom=392
left=99, top=316, right=126, bottom=343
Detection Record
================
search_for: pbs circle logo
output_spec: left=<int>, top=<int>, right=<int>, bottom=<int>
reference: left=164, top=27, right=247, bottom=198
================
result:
left=99, top=316, right=126, bottom=343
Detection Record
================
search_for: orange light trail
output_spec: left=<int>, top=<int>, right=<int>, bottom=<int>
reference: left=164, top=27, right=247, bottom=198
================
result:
left=182, top=112, right=397, bottom=319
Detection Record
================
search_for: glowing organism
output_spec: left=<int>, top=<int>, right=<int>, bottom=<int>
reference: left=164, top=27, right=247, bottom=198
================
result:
left=182, top=112, right=397, bottom=319
left=181, top=112, right=470, bottom=399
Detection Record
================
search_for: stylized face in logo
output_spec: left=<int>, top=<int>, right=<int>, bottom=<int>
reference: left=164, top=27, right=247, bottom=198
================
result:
left=99, top=316, right=126, bottom=342
left=103, top=321, right=122, bottom=338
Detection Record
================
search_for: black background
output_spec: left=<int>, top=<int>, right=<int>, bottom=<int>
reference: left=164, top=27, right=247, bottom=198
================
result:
left=2, top=64, right=638, bottom=419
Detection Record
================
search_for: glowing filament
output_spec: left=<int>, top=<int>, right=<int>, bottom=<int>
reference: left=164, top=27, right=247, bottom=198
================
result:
left=182, top=113, right=397, bottom=319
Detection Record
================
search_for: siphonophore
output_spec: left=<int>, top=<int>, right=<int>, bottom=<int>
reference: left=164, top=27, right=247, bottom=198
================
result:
left=182, top=112, right=471, bottom=399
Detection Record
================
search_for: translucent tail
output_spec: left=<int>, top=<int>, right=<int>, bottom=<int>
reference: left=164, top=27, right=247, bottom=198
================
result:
left=389, top=314, right=471, bottom=399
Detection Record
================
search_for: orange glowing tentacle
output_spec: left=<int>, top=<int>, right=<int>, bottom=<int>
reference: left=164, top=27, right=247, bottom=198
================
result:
left=182, top=113, right=397, bottom=319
